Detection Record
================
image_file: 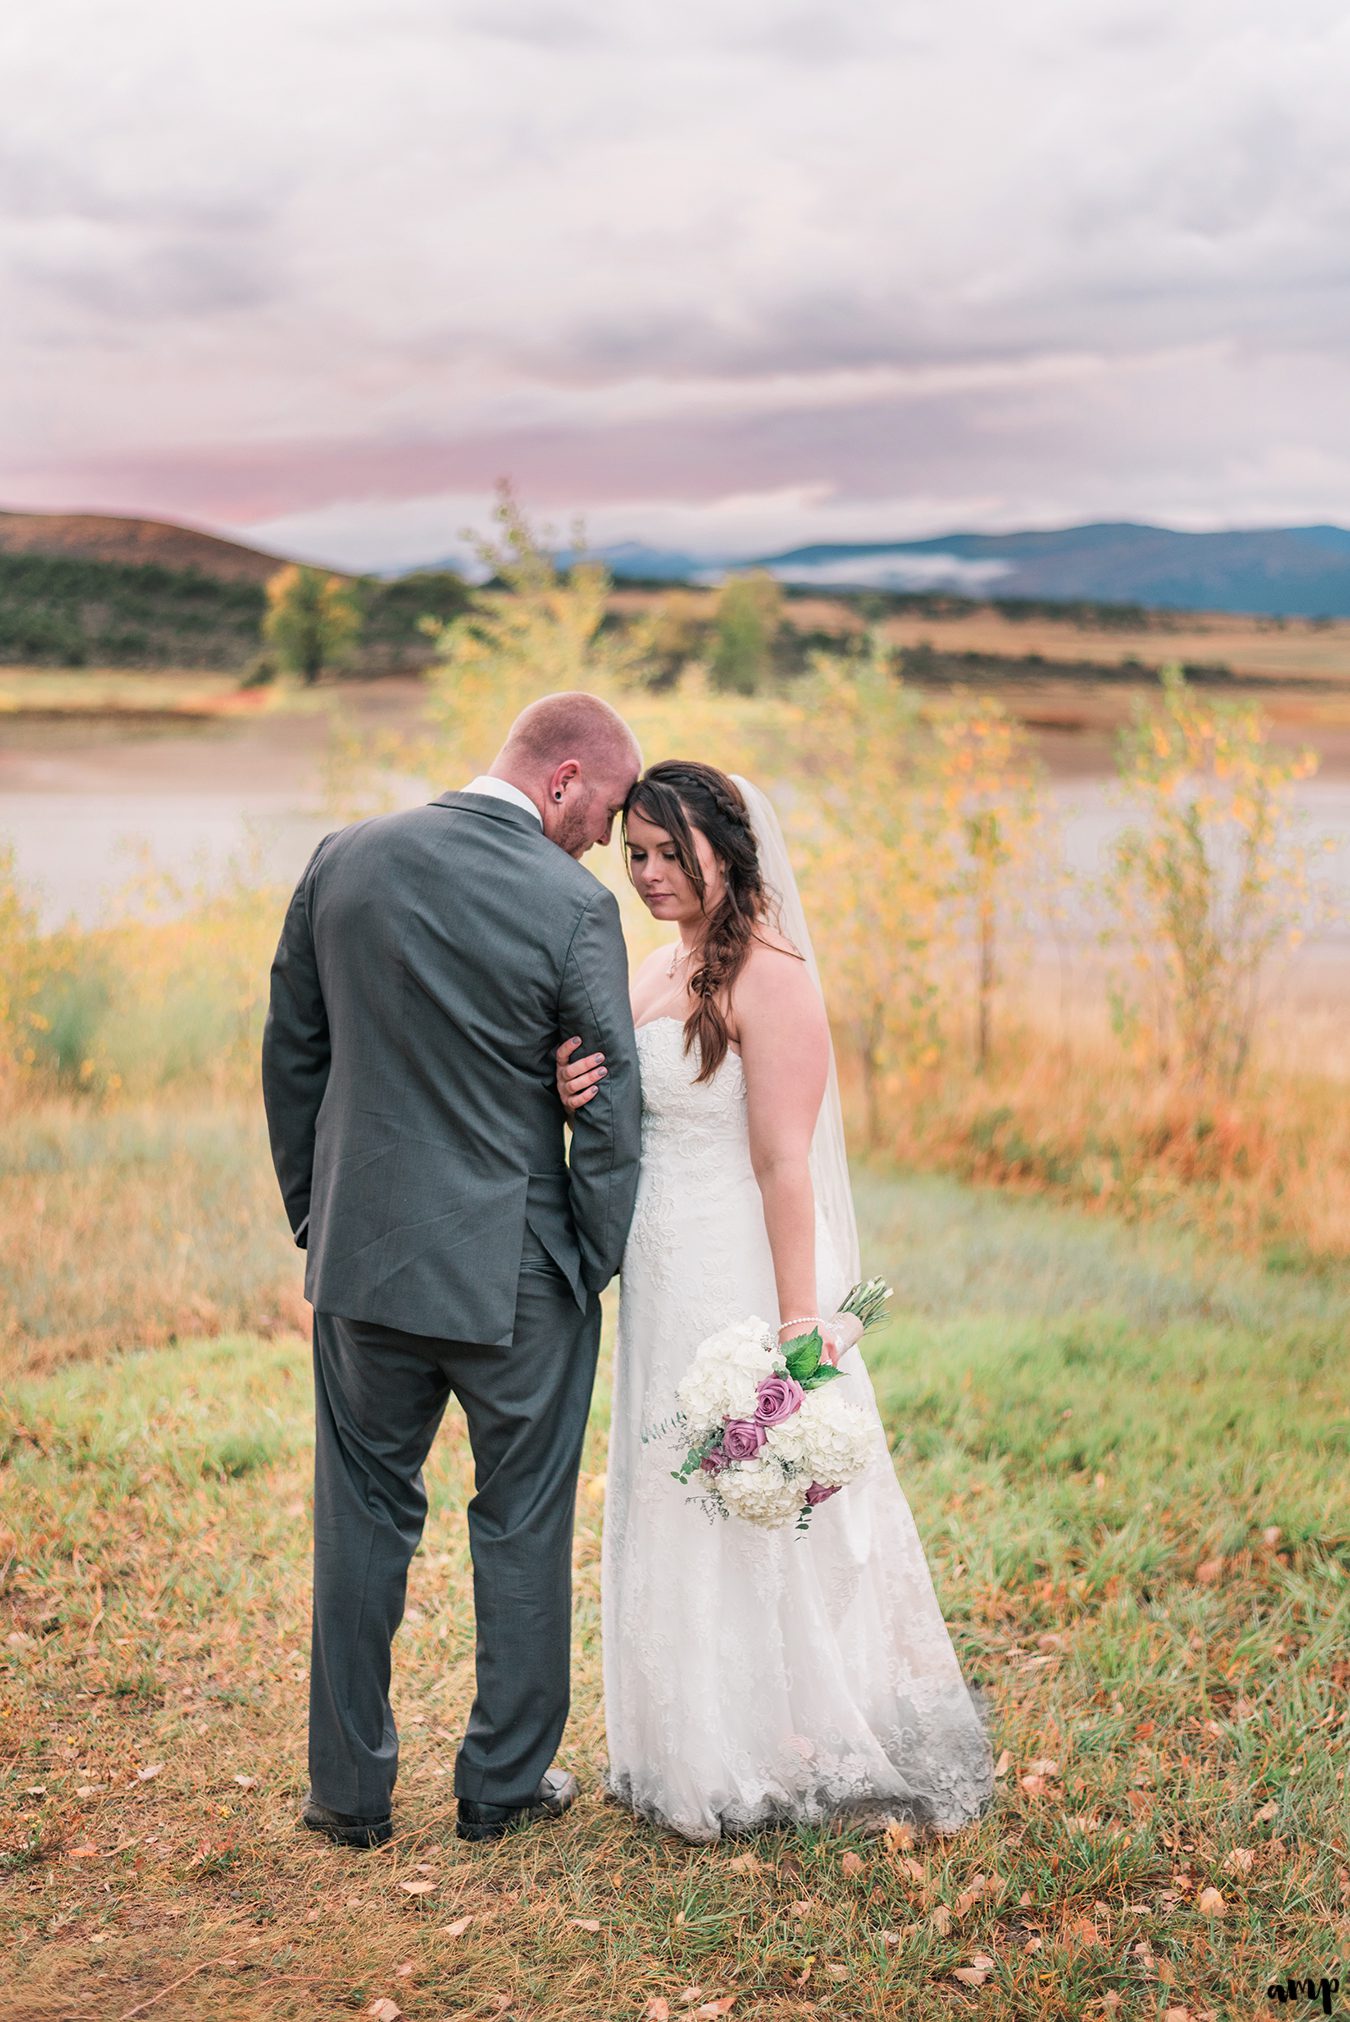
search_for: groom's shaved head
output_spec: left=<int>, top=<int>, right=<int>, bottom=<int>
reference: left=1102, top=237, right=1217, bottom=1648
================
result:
left=491, top=691, right=642, bottom=857
left=498, top=692, right=640, bottom=777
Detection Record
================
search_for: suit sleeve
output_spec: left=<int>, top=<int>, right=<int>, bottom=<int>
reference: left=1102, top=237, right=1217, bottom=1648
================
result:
left=260, top=836, right=335, bottom=1248
left=558, top=884, right=642, bottom=1293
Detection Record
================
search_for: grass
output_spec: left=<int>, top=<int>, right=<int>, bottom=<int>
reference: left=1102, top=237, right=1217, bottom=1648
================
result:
left=0, top=1101, right=306, bottom=1380
left=2, top=1169, right=1346, bottom=2020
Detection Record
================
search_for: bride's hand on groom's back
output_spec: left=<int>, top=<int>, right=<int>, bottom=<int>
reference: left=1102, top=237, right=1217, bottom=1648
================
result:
left=555, top=1035, right=607, bottom=1119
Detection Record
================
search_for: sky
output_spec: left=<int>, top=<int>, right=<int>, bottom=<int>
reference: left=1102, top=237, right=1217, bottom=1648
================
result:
left=3, top=0, right=1350, bottom=571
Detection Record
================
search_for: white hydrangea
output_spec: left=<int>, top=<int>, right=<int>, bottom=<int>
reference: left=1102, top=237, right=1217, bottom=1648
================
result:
left=763, top=1412, right=812, bottom=1466
left=715, top=1456, right=807, bottom=1528
left=796, top=1382, right=875, bottom=1486
left=676, top=1316, right=777, bottom=1429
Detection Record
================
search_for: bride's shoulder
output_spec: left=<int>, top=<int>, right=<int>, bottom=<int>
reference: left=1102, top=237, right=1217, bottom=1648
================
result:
left=730, top=926, right=823, bottom=1034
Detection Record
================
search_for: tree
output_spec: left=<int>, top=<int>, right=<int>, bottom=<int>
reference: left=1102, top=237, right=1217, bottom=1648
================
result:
left=710, top=570, right=784, bottom=694
left=793, top=635, right=955, bottom=1147
left=927, top=695, right=1044, bottom=1072
left=421, top=483, right=646, bottom=775
left=1103, top=664, right=1324, bottom=1091
left=263, top=565, right=363, bottom=684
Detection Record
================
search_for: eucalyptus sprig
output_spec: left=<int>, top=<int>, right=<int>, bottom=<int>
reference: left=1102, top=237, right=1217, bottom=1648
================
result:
left=839, top=1277, right=893, bottom=1333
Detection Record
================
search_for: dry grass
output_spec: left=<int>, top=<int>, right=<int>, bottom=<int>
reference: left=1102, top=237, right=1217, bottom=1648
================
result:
left=2, top=1170, right=1347, bottom=2021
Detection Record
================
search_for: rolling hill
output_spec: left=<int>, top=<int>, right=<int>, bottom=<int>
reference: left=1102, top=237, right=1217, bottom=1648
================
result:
left=0, top=509, right=290, bottom=585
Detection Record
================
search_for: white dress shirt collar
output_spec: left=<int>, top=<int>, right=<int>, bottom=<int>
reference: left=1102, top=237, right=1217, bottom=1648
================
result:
left=461, top=775, right=543, bottom=826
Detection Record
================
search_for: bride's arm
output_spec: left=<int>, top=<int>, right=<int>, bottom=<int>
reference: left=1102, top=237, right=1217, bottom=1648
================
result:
left=736, top=948, right=830, bottom=1342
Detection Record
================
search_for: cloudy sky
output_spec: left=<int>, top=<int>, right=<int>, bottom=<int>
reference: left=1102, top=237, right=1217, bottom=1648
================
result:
left=3, top=0, right=1350, bottom=569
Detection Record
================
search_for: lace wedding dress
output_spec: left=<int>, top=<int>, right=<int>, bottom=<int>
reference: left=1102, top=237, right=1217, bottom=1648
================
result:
left=601, top=1015, right=996, bottom=1842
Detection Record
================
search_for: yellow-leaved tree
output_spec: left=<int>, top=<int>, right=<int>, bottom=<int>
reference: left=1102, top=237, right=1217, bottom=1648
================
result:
left=927, top=694, right=1044, bottom=1071
left=792, top=635, right=956, bottom=1147
left=263, top=565, right=363, bottom=685
left=1104, top=664, right=1325, bottom=1091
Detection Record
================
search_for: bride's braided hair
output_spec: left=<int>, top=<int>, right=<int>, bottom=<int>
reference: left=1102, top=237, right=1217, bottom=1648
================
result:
left=623, top=760, right=798, bottom=1083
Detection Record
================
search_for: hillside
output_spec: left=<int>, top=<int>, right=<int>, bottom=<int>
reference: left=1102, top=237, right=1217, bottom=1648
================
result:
left=0, top=509, right=290, bottom=585
left=0, top=548, right=469, bottom=672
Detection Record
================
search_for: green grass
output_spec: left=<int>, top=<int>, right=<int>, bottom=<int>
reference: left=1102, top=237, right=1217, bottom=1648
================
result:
left=1, top=1172, right=1347, bottom=2020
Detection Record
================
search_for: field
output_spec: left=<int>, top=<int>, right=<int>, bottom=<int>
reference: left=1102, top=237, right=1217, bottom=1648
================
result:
left=3, top=1160, right=1346, bottom=2022
left=2, top=536, right=1348, bottom=2019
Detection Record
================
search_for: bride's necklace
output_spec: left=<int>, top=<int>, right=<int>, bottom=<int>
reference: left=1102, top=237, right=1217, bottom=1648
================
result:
left=666, top=940, right=699, bottom=980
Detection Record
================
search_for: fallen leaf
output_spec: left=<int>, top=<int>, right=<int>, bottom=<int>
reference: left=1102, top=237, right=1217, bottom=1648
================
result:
left=232, top=1774, right=257, bottom=1789
left=1222, top=1848, right=1254, bottom=1875
left=1019, top=1774, right=1047, bottom=1796
left=1196, top=1887, right=1226, bottom=1916
left=1036, top=1633, right=1064, bottom=1652
left=883, top=1819, right=915, bottom=1851
left=953, top=1966, right=991, bottom=1987
left=24, top=1786, right=45, bottom=1797
left=1254, top=1800, right=1279, bottom=1822
left=394, top=1962, right=414, bottom=1979
left=1163, top=2010, right=1193, bottom=2022
left=568, top=1917, right=602, bottom=1932
left=643, top=2004, right=671, bottom=2022
left=398, top=1879, right=436, bottom=1895
left=1262, top=1525, right=1281, bottom=1546
left=440, top=1915, right=473, bottom=1937
left=840, top=1850, right=864, bottom=1877
left=414, top=1861, right=435, bottom=1873
left=1028, top=1757, right=1060, bottom=1777
left=67, top=1844, right=99, bottom=1859
left=1195, top=1558, right=1224, bottom=1584
left=135, top=1764, right=163, bottom=1783
left=1023, top=1936, right=1043, bottom=1953
left=897, top=1857, right=925, bottom=1885
left=367, top=2003, right=402, bottom=2022
left=75, top=1786, right=100, bottom=1798
left=1099, top=1997, right=1122, bottom=2013
left=970, top=1954, right=995, bottom=1971
left=993, top=1749, right=1012, bottom=1779
left=787, top=1898, right=815, bottom=1918
left=881, top=1931, right=902, bottom=1949
left=930, top=1906, right=952, bottom=1935
left=678, top=1993, right=704, bottom=2008
left=696, top=2002, right=736, bottom=2018
left=824, top=1965, right=849, bottom=1981
left=727, top=1852, right=760, bottom=1874
left=953, top=1890, right=977, bottom=1918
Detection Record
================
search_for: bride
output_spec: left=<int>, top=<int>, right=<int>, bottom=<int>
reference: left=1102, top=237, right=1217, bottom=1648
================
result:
left=556, top=760, right=995, bottom=1844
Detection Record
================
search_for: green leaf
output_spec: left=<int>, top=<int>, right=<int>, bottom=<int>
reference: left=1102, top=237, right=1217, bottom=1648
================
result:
left=801, top=1362, right=843, bottom=1390
left=784, top=1329, right=824, bottom=1381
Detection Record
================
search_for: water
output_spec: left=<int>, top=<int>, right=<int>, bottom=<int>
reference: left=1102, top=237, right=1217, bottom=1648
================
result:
left=2, top=703, right=1347, bottom=987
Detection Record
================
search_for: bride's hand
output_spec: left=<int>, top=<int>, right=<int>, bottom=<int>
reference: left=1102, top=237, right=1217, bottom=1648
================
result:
left=820, top=1311, right=864, bottom=1365
left=555, top=1035, right=606, bottom=1119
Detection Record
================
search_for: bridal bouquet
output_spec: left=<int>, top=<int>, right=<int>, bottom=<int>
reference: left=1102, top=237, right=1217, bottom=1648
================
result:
left=670, top=1279, right=891, bottom=1532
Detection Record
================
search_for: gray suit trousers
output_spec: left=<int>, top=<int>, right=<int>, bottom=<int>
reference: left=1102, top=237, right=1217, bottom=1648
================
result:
left=308, top=1232, right=601, bottom=1816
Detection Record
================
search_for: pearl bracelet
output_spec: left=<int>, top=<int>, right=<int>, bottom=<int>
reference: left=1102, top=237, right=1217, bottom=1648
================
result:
left=777, top=1315, right=821, bottom=1334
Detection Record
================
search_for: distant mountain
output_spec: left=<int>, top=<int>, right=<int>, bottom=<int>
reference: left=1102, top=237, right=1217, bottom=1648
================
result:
left=560, top=520, right=1350, bottom=617
left=0, top=508, right=293, bottom=584
left=747, top=522, right=1350, bottom=618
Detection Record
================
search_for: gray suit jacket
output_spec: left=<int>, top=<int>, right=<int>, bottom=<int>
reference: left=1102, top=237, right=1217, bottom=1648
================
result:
left=261, top=791, right=642, bottom=1346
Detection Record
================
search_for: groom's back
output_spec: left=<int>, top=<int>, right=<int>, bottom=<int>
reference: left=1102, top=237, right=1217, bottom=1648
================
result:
left=264, top=791, right=633, bottom=1346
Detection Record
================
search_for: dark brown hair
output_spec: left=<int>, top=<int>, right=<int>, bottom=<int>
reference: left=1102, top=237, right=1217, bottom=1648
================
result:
left=623, top=761, right=797, bottom=1082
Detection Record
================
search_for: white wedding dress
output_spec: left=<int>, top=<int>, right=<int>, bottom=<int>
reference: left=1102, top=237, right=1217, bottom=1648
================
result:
left=601, top=1014, right=996, bottom=1842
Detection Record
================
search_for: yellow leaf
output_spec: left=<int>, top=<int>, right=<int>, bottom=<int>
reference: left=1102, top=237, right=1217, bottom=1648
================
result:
left=568, top=1916, right=601, bottom=1932
left=1196, top=1887, right=1226, bottom=1916
left=440, top=1914, right=473, bottom=1937
left=367, top=2003, right=402, bottom=2021
left=398, top=1879, right=436, bottom=1895
left=840, top=1850, right=864, bottom=1877
left=644, top=2004, right=671, bottom=2022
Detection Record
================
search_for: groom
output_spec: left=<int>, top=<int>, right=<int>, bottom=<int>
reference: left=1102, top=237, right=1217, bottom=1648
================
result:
left=261, top=692, right=643, bottom=1847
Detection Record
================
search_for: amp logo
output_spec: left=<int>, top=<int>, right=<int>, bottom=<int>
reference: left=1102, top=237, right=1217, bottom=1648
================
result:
left=1266, top=1976, right=1340, bottom=2017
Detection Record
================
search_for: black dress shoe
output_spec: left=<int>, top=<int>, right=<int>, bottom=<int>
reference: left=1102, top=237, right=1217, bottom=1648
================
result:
left=456, top=1768, right=579, bottom=1843
left=300, top=1795, right=393, bottom=1848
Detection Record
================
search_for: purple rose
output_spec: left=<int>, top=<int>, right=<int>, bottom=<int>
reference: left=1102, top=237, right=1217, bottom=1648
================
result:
left=805, top=1480, right=841, bottom=1506
left=701, top=1444, right=729, bottom=1475
left=754, top=1374, right=805, bottom=1427
left=721, top=1418, right=767, bottom=1462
